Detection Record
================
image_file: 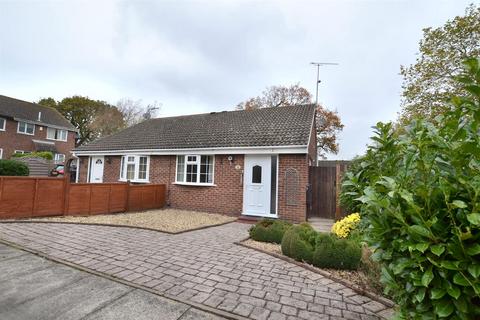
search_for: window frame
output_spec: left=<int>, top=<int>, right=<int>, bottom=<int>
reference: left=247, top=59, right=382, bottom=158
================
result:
left=54, top=153, right=66, bottom=163
left=0, top=118, right=5, bottom=131
left=175, top=154, right=215, bottom=186
left=0, top=148, right=3, bottom=159
left=17, top=121, right=35, bottom=135
left=119, top=155, right=150, bottom=183
left=47, top=127, right=68, bottom=142
left=14, top=150, right=26, bottom=154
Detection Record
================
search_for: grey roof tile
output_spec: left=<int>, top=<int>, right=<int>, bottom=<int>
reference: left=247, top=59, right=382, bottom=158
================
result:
left=75, top=104, right=315, bottom=152
left=0, top=95, right=76, bottom=130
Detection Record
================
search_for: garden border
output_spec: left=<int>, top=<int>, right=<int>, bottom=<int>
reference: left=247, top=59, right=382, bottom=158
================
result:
left=235, top=238, right=395, bottom=309
left=0, top=238, right=248, bottom=320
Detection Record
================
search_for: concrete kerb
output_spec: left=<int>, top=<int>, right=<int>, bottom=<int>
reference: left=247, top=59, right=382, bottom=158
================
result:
left=234, top=238, right=396, bottom=309
left=0, top=238, right=248, bottom=320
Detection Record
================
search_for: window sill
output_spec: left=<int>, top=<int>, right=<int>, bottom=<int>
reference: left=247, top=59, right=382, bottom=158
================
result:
left=173, top=182, right=216, bottom=187
left=46, top=138, right=68, bottom=142
left=17, top=132, right=34, bottom=136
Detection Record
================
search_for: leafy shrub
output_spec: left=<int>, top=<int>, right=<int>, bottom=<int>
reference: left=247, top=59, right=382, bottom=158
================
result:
left=331, top=213, right=361, bottom=238
left=0, top=160, right=29, bottom=176
left=340, top=58, right=480, bottom=318
left=312, top=233, right=362, bottom=270
left=11, top=151, right=53, bottom=160
left=281, top=223, right=316, bottom=263
left=249, top=219, right=292, bottom=243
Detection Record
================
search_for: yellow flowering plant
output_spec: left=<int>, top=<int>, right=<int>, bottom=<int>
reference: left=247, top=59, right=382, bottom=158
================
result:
left=331, top=213, right=361, bottom=238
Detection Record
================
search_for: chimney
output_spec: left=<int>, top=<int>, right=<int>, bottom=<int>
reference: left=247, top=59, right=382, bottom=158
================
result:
left=38, top=111, right=42, bottom=121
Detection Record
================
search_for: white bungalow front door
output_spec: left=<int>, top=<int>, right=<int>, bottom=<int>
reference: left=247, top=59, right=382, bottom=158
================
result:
left=243, top=155, right=272, bottom=216
left=89, top=156, right=104, bottom=183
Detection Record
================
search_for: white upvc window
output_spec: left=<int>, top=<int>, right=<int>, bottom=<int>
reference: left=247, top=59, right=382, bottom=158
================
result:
left=17, top=121, right=35, bottom=135
left=119, top=155, right=150, bottom=182
left=14, top=150, right=26, bottom=154
left=47, top=127, right=68, bottom=141
left=175, top=155, right=214, bottom=185
left=54, top=153, right=65, bottom=163
left=0, top=148, right=3, bottom=159
left=0, top=118, right=5, bottom=131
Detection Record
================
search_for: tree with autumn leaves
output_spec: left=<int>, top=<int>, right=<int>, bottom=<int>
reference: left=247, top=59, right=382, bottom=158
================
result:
left=236, top=84, right=344, bottom=159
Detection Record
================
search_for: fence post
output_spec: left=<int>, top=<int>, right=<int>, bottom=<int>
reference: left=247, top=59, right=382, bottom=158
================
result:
left=88, top=184, right=93, bottom=215
left=32, top=178, right=39, bottom=217
left=125, top=182, right=130, bottom=212
left=335, top=162, right=341, bottom=221
left=63, top=176, right=70, bottom=216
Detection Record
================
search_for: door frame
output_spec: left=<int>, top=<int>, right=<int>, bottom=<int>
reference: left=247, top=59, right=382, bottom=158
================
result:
left=242, top=154, right=278, bottom=218
left=88, top=156, right=104, bottom=183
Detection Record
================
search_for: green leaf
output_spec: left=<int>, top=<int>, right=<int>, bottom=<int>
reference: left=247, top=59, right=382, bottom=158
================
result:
left=453, top=273, right=470, bottom=286
left=416, top=243, right=429, bottom=253
left=435, top=302, right=454, bottom=317
left=430, top=244, right=445, bottom=256
left=415, top=288, right=426, bottom=302
left=466, top=243, right=480, bottom=256
left=430, top=288, right=446, bottom=299
left=468, top=264, right=480, bottom=278
left=409, top=225, right=431, bottom=238
left=421, top=268, right=434, bottom=287
left=447, top=286, right=460, bottom=299
left=452, top=200, right=468, bottom=208
left=466, top=212, right=480, bottom=225
left=440, top=260, right=460, bottom=270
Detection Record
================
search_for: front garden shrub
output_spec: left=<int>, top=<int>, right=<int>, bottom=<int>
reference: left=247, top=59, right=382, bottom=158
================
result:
left=281, top=223, right=316, bottom=263
left=340, top=58, right=480, bottom=318
left=0, top=160, right=29, bottom=176
left=249, top=219, right=292, bottom=243
left=11, top=151, right=53, bottom=160
left=312, top=233, right=362, bottom=270
left=331, top=213, right=361, bottom=238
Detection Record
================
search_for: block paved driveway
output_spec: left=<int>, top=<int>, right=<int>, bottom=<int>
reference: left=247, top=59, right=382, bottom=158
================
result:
left=0, top=222, right=393, bottom=320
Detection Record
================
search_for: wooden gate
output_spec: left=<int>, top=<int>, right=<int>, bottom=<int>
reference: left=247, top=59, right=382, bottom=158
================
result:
left=307, top=161, right=349, bottom=220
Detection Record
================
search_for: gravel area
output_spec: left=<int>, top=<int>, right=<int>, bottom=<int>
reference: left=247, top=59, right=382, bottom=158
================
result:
left=26, top=209, right=237, bottom=233
left=242, top=238, right=385, bottom=297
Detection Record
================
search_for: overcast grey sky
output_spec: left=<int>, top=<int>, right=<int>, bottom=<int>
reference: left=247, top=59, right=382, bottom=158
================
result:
left=0, top=0, right=475, bottom=159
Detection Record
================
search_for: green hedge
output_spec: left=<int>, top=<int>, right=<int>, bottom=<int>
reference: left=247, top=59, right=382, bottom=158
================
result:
left=339, top=58, right=480, bottom=318
left=11, top=151, right=53, bottom=160
left=280, top=224, right=361, bottom=270
left=313, top=233, right=361, bottom=270
left=0, top=160, right=29, bottom=176
left=249, top=219, right=292, bottom=244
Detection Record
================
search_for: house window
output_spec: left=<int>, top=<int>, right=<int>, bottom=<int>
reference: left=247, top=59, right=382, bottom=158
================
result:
left=17, top=121, right=35, bottom=135
left=176, top=155, right=214, bottom=185
left=0, top=118, right=5, bottom=131
left=54, top=153, right=65, bottom=163
left=119, top=155, right=149, bottom=182
left=14, top=150, right=27, bottom=155
left=0, top=149, right=3, bottom=159
left=47, top=128, right=67, bottom=141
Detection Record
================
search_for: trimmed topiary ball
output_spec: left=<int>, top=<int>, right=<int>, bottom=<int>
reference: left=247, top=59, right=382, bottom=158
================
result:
left=312, top=234, right=361, bottom=270
left=249, top=219, right=292, bottom=244
left=281, top=225, right=315, bottom=264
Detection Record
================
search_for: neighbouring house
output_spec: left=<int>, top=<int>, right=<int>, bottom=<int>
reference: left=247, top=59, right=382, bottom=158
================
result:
left=73, top=105, right=317, bottom=223
left=0, top=95, right=77, bottom=163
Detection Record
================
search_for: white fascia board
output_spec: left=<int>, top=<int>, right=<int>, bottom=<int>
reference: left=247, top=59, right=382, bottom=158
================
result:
left=73, top=145, right=308, bottom=157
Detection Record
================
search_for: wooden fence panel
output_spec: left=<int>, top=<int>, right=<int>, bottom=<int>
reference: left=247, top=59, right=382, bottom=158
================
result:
left=308, top=161, right=350, bottom=220
left=0, top=176, right=166, bottom=219
left=34, top=179, right=65, bottom=216
left=67, top=184, right=91, bottom=215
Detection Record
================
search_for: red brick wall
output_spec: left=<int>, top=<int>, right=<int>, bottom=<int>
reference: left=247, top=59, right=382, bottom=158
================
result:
left=77, top=153, right=309, bottom=222
left=277, top=154, right=308, bottom=223
left=0, top=117, right=75, bottom=160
